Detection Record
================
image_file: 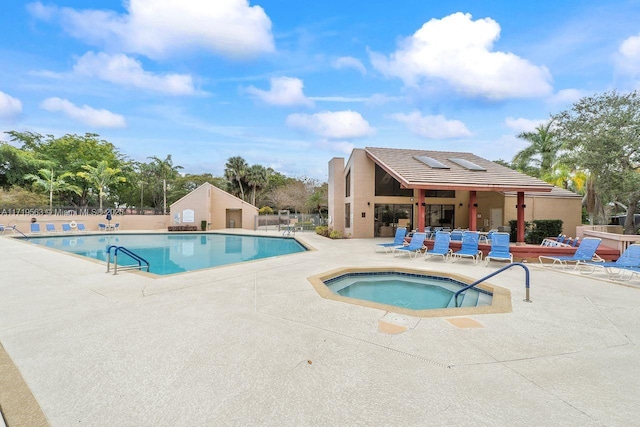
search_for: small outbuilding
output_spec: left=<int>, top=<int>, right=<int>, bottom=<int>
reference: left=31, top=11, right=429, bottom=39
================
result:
left=169, top=183, right=258, bottom=231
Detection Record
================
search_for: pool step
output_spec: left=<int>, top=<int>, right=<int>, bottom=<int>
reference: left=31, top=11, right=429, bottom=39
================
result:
left=447, top=289, right=481, bottom=308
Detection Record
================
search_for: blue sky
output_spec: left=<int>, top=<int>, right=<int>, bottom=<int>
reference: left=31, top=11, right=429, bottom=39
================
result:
left=2, top=1, right=640, bottom=180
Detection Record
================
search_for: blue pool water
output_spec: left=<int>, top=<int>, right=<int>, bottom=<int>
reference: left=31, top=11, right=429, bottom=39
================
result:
left=28, top=233, right=307, bottom=275
left=324, top=272, right=492, bottom=310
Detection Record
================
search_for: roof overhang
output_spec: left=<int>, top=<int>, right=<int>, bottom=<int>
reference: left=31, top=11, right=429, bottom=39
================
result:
left=366, top=150, right=553, bottom=193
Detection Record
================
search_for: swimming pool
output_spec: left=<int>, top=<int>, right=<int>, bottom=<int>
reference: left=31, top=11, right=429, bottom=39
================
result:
left=308, top=267, right=512, bottom=317
left=27, top=233, right=307, bottom=275
left=324, top=272, right=492, bottom=310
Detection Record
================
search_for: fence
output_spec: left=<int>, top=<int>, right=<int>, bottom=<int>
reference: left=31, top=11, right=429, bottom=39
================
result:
left=255, top=213, right=325, bottom=232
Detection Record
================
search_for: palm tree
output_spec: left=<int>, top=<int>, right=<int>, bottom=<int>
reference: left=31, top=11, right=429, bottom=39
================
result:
left=24, top=168, right=81, bottom=212
left=224, top=156, right=248, bottom=201
left=245, top=164, right=268, bottom=206
left=77, top=161, right=126, bottom=210
left=145, top=155, right=183, bottom=213
left=544, top=163, right=588, bottom=194
left=513, top=121, right=562, bottom=177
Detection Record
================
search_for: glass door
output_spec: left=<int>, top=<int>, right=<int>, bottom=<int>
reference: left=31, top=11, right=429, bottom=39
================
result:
left=426, top=204, right=455, bottom=229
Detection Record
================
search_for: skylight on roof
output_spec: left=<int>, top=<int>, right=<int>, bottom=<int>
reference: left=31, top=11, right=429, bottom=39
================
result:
left=414, top=155, right=450, bottom=169
left=448, top=158, right=487, bottom=171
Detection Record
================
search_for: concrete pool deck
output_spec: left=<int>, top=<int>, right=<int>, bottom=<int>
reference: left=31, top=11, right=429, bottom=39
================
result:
left=1, top=230, right=640, bottom=426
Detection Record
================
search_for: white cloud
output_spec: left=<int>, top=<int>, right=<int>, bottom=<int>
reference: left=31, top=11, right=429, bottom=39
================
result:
left=391, top=111, right=472, bottom=139
left=286, top=110, right=374, bottom=139
left=28, top=0, right=274, bottom=60
left=548, top=89, right=584, bottom=106
left=616, top=34, right=640, bottom=82
left=73, top=52, right=198, bottom=95
left=370, top=12, right=553, bottom=100
left=317, top=140, right=355, bottom=154
left=244, top=77, right=313, bottom=107
left=333, top=56, right=366, bottom=74
left=504, top=117, right=547, bottom=133
left=40, top=97, right=126, bottom=128
left=0, top=91, right=22, bottom=118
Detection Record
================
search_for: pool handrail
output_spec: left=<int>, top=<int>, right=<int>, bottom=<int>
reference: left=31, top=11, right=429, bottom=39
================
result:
left=106, top=245, right=150, bottom=274
left=454, top=262, right=531, bottom=307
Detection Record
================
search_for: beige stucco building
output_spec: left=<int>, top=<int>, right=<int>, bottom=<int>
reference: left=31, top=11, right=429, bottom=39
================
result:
left=170, top=183, right=258, bottom=231
left=328, top=147, right=582, bottom=241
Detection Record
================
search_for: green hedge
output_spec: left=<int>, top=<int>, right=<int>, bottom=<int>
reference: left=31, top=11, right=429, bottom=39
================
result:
left=509, top=219, right=563, bottom=244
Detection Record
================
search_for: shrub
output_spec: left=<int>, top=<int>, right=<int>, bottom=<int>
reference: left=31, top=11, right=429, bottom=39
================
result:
left=528, top=219, right=563, bottom=244
left=259, top=206, right=274, bottom=215
left=315, top=226, right=329, bottom=237
left=329, top=229, right=343, bottom=239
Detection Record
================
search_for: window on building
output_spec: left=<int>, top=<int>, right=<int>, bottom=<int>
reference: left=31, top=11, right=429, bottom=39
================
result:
left=345, top=170, right=351, bottom=197
left=345, top=203, right=351, bottom=228
left=425, top=190, right=456, bottom=198
left=374, top=164, right=413, bottom=196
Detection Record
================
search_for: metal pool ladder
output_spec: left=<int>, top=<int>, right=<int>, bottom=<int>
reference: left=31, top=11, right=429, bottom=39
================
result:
left=106, top=245, right=150, bottom=275
left=454, top=262, right=531, bottom=307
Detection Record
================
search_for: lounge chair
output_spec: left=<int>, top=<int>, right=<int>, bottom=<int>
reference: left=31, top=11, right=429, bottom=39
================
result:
left=424, top=231, right=452, bottom=262
left=485, top=232, right=513, bottom=265
left=62, top=223, right=72, bottom=233
left=0, top=224, right=17, bottom=234
left=393, top=232, right=427, bottom=259
left=538, top=237, right=602, bottom=269
left=451, top=231, right=482, bottom=264
left=450, top=230, right=463, bottom=241
left=30, top=223, right=42, bottom=234
left=76, top=223, right=87, bottom=232
left=576, top=244, right=640, bottom=279
left=45, top=223, right=58, bottom=233
left=375, top=227, right=407, bottom=253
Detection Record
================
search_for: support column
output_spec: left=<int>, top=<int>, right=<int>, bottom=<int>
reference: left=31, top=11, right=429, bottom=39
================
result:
left=469, top=191, right=477, bottom=231
left=517, top=191, right=525, bottom=244
left=417, top=189, right=425, bottom=232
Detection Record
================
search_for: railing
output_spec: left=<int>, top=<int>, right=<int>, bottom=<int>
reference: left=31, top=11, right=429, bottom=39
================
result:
left=106, top=245, right=150, bottom=275
left=5, top=225, right=29, bottom=240
left=454, top=262, right=531, bottom=307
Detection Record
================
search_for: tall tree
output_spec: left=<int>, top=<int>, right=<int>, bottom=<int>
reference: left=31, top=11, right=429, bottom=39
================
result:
left=224, top=156, right=248, bottom=201
left=553, top=91, right=640, bottom=232
left=143, top=155, right=183, bottom=212
left=77, top=161, right=126, bottom=210
left=24, top=168, right=81, bottom=212
left=245, top=164, right=268, bottom=206
left=513, top=121, right=562, bottom=178
left=5, top=131, right=128, bottom=206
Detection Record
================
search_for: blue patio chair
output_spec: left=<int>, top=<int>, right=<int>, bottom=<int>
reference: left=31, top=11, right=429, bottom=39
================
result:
left=30, top=223, right=42, bottom=234
left=62, top=223, right=72, bottom=232
left=538, top=237, right=602, bottom=269
left=98, top=223, right=107, bottom=232
left=113, top=223, right=120, bottom=231
left=577, top=243, right=640, bottom=279
left=451, top=231, right=482, bottom=264
left=485, top=232, right=513, bottom=266
left=392, top=232, right=427, bottom=259
left=424, top=231, right=451, bottom=262
left=375, top=227, right=407, bottom=253
left=76, top=223, right=87, bottom=232
left=45, top=223, right=58, bottom=233
left=450, top=230, right=464, bottom=241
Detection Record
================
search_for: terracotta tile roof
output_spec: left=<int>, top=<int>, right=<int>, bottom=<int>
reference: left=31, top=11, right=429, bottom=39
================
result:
left=365, top=147, right=555, bottom=192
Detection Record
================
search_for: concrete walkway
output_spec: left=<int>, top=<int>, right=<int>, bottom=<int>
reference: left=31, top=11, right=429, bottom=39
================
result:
left=1, top=231, right=639, bottom=426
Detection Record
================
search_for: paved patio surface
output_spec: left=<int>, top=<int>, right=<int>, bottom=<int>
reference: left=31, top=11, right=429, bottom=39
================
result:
left=1, top=230, right=640, bottom=426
